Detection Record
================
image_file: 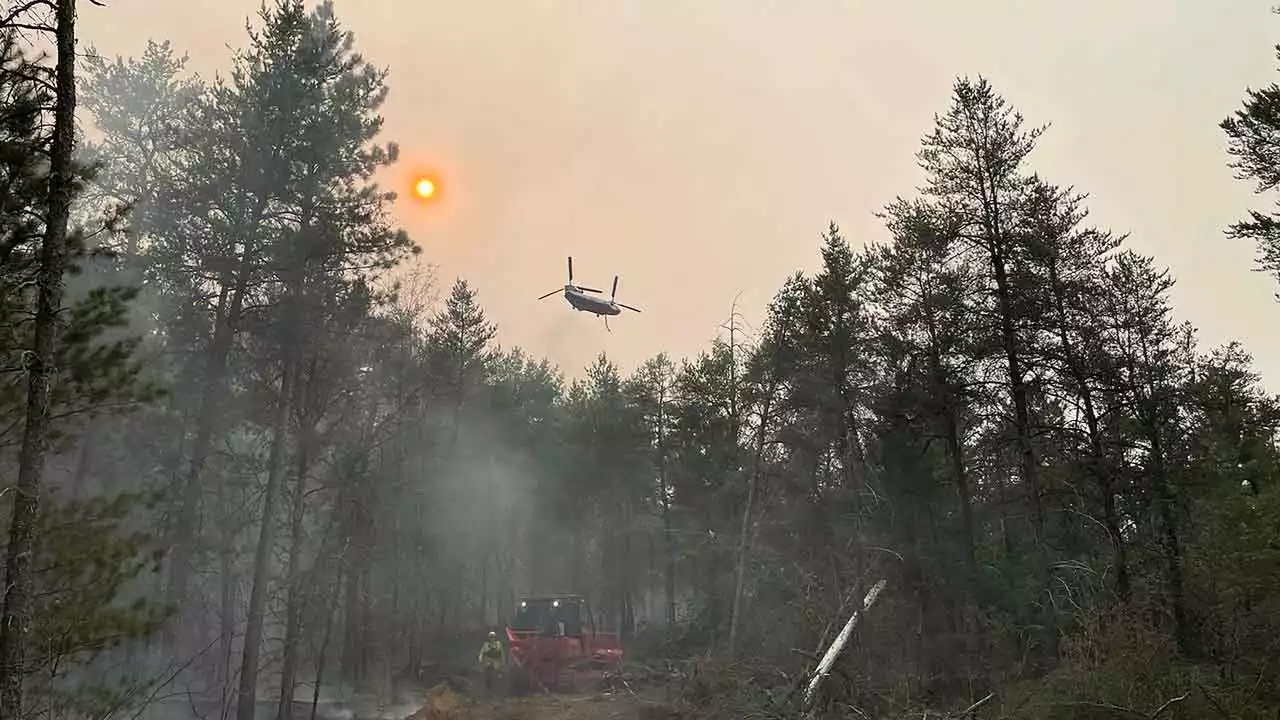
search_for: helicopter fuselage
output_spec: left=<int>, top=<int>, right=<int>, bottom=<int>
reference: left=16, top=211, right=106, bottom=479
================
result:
left=564, top=287, right=621, bottom=316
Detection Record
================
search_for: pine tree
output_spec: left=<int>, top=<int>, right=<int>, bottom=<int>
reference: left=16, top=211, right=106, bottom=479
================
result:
left=79, top=39, right=200, bottom=262
left=1222, top=32, right=1280, bottom=297
left=568, top=354, right=648, bottom=636
left=627, top=354, right=679, bottom=625
left=427, top=277, right=497, bottom=403
left=804, top=223, right=877, bottom=575
left=0, top=16, right=165, bottom=716
left=873, top=197, right=984, bottom=663
left=917, top=76, right=1047, bottom=547
left=0, top=1, right=83, bottom=715
left=201, top=2, right=416, bottom=716
left=1101, top=250, right=1194, bottom=653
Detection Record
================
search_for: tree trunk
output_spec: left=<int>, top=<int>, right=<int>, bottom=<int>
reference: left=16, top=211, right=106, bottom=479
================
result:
left=970, top=136, right=1043, bottom=543
left=1148, top=427, right=1190, bottom=654
left=479, top=543, right=490, bottom=628
left=0, top=2, right=77, bottom=715
left=728, top=383, right=776, bottom=655
left=390, top=506, right=404, bottom=689
left=356, top=564, right=373, bottom=687
left=802, top=579, right=888, bottom=712
left=235, top=358, right=298, bottom=720
left=277, top=421, right=313, bottom=720
left=311, top=545, right=345, bottom=720
left=726, top=454, right=759, bottom=656
left=990, top=252, right=1042, bottom=536
left=620, top=496, right=635, bottom=639
left=988, top=244, right=1054, bottom=669
left=1045, top=258, right=1131, bottom=599
left=69, top=421, right=96, bottom=498
left=657, top=394, right=676, bottom=626
left=340, top=445, right=372, bottom=689
left=165, top=258, right=250, bottom=653
left=943, top=413, right=977, bottom=575
left=210, top=312, right=239, bottom=706
left=216, top=473, right=238, bottom=711
left=1080, top=391, right=1130, bottom=600
left=342, top=555, right=363, bottom=686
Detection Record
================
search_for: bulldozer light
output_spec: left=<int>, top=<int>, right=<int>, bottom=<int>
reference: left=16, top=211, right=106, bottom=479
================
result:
left=552, top=600, right=560, bottom=607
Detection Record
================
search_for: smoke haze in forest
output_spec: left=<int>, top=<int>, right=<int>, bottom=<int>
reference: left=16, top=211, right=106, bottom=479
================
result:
left=7, top=1, right=1280, bottom=719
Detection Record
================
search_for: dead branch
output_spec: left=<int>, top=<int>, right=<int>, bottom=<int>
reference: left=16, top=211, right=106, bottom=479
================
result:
left=1057, top=701, right=1143, bottom=717
left=790, top=647, right=857, bottom=688
left=1149, top=693, right=1188, bottom=719
left=801, top=578, right=887, bottom=713
left=0, top=0, right=52, bottom=29
left=1196, top=684, right=1232, bottom=720
left=950, top=692, right=993, bottom=718
left=125, top=635, right=221, bottom=720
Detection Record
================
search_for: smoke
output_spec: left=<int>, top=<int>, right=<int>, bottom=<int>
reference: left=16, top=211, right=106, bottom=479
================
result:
left=406, top=402, right=543, bottom=623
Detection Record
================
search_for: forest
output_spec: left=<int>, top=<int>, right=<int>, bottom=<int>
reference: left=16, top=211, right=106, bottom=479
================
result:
left=3, top=1, right=1280, bottom=719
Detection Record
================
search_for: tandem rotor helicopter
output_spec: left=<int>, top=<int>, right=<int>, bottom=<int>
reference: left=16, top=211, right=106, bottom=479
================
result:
left=537, top=256, right=641, bottom=331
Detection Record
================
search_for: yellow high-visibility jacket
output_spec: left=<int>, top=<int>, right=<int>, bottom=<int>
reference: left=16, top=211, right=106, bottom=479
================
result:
left=478, top=638, right=505, bottom=669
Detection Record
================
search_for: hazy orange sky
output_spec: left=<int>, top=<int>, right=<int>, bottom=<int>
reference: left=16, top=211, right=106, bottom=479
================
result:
left=83, top=1, right=1280, bottom=384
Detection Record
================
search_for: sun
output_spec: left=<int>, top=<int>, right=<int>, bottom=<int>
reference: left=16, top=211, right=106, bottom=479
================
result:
left=413, top=177, right=436, bottom=200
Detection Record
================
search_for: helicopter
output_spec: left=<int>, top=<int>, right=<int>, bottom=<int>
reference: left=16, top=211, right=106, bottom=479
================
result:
left=537, top=256, right=641, bottom=331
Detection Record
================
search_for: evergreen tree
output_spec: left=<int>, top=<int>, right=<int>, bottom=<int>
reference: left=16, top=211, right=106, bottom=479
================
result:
left=0, top=2, right=160, bottom=713
left=1222, top=31, right=1280, bottom=297
left=194, top=2, right=418, bottom=716
left=917, top=76, right=1047, bottom=547
left=427, top=277, right=497, bottom=405
left=627, top=354, right=680, bottom=625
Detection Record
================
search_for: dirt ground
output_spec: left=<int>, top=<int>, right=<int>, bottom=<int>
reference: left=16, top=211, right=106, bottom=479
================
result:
left=405, top=683, right=682, bottom=720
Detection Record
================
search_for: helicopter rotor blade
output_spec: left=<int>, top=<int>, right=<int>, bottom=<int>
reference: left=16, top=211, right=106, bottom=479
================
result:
left=567, top=256, right=573, bottom=283
left=537, top=289, right=562, bottom=300
left=577, top=286, right=603, bottom=294
left=617, top=303, right=641, bottom=313
left=611, top=275, right=618, bottom=299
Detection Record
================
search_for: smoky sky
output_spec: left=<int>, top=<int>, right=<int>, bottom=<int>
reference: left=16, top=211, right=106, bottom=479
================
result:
left=82, top=0, right=1280, bottom=384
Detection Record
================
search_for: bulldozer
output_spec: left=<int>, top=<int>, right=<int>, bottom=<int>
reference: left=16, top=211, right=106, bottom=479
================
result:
left=503, top=594, right=623, bottom=694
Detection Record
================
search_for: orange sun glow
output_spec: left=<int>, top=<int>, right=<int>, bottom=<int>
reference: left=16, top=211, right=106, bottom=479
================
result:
left=413, top=177, right=436, bottom=200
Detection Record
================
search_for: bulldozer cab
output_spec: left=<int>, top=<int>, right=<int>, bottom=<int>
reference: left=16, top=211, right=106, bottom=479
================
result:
left=504, top=594, right=623, bottom=694
left=511, top=594, right=589, bottom=638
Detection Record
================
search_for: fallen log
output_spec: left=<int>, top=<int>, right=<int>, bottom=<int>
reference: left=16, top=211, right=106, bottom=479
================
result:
left=950, top=692, right=994, bottom=718
left=802, top=578, right=887, bottom=713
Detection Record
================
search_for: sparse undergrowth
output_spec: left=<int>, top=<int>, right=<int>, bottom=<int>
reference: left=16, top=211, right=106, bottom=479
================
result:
left=653, top=608, right=1280, bottom=720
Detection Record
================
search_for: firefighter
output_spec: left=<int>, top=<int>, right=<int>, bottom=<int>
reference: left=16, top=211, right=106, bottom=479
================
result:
left=477, top=630, right=505, bottom=692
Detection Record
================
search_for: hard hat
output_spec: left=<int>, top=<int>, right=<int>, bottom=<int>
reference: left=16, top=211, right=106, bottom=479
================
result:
left=488, top=631, right=497, bottom=637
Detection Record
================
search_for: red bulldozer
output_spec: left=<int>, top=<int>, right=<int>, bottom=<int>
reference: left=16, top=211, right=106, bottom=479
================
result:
left=504, top=594, right=623, bottom=694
